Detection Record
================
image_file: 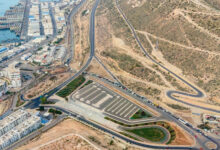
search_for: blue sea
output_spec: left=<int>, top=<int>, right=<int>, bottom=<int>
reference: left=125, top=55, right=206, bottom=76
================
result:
left=0, top=0, right=20, bottom=44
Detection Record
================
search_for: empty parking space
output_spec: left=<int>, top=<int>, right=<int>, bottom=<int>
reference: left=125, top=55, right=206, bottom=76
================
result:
left=71, top=82, right=151, bottom=120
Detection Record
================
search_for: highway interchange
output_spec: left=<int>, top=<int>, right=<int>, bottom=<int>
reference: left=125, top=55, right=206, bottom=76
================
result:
left=0, top=0, right=219, bottom=149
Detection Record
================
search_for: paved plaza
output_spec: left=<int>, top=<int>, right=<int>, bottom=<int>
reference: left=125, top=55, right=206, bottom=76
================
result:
left=71, top=82, right=152, bottom=120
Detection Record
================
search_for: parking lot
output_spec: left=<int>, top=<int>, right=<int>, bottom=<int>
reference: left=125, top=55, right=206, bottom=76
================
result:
left=71, top=82, right=150, bottom=120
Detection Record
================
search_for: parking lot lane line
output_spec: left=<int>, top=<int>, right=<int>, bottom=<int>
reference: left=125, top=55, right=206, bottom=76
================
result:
left=111, top=98, right=126, bottom=113
left=96, top=83, right=115, bottom=97
left=90, top=92, right=107, bottom=104
left=92, top=94, right=113, bottom=108
left=120, top=103, right=133, bottom=117
left=105, top=96, right=121, bottom=111
left=125, top=107, right=139, bottom=118
left=89, top=91, right=105, bottom=103
left=80, top=98, right=85, bottom=102
left=84, top=89, right=102, bottom=101
left=115, top=102, right=130, bottom=115
left=77, top=84, right=97, bottom=95
left=74, top=94, right=80, bottom=99
left=103, top=97, right=117, bottom=111
left=78, top=87, right=97, bottom=99
left=77, top=84, right=94, bottom=94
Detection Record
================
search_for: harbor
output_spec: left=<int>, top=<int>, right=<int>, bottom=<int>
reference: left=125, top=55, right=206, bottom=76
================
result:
left=0, top=0, right=27, bottom=37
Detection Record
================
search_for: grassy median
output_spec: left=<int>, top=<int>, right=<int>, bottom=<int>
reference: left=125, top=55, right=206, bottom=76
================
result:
left=126, top=127, right=166, bottom=142
left=130, top=109, right=152, bottom=120
left=56, top=75, right=86, bottom=98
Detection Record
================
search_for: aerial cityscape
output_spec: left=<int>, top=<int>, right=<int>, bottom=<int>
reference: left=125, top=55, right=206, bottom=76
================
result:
left=0, top=0, right=219, bottom=149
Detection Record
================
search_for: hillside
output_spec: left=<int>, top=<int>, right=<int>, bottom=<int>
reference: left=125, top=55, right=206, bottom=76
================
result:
left=118, top=0, right=220, bottom=105
left=205, top=0, right=220, bottom=10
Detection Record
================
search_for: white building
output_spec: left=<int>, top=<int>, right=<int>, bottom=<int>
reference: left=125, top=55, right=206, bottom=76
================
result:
left=0, top=110, right=41, bottom=150
left=0, top=130, right=20, bottom=150
left=21, top=53, right=32, bottom=61
left=0, top=80, right=8, bottom=97
left=14, top=115, right=41, bottom=139
left=0, top=109, right=30, bottom=136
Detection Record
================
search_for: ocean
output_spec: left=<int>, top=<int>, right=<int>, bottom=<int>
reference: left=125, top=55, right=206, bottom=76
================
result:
left=0, top=0, right=20, bottom=44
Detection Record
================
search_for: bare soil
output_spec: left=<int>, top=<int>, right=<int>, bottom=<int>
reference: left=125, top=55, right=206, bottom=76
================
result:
left=17, top=119, right=142, bottom=150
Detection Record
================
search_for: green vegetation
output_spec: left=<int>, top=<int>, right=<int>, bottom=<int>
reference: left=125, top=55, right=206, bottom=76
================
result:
left=204, top=0, right=220, bottom=10
left=49, top=76, right=57, bottom=81
left=167, top=104, right=189, bottom=110
left=188, top=13, right=220, bottom=37
left=40, top=97, right=54, bottom=104
left=56, top=75, right=86, bottom=98
left=102, top=50, right=165, bottom=85
left=16, top=95, right=25, bottom=107
left=126, top=127, right=166, bottom=142
left=118, top=0, right=220, bottom=100
left=82, top=10, right=88, bottom=16
left=152, top=64, right=191, bottom=93
left=39, top=106, right=45, bottom=111
left=105, top=117, right=176, bottom=144
left=48, top=108, right=62, bottom=115
left=166, top=127, right=176, bottom=144
left=80, top=80, right=93, bottom=89
left=198, top=123, right=212, bottom=130
left=88, top=136, right=101, bottom=145
left=97, top=0, right=138, bottom=50
left=40, top=97, right=47, bottom=104
left=37, top=47, right=42, bottom=51
left=109, top=140, right=114, bottom=145
left=54, top=38, right=63, bottom=44
left=130, top=109, right=152, bottom=120
left=137, top=32, right=152, bottom=54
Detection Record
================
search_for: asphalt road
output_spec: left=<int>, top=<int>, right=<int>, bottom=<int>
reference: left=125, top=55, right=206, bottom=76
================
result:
left=114, top=0, right=220, bottom=149
left=65, top=0, right=86, bottom=65
left=4, top=0, right=218, bottom=149
left=115, top=0, right=220, bottom=114
left=45, top=105, right=196, bottom=150
left=22, top=0, right=100, bottom=109
left=6, top=115, right=66, bottom=150
left=88, top=74, right=219, bottom=150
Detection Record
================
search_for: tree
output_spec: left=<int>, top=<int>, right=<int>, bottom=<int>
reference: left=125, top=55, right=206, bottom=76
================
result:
left=39, top=106, right=44, bottom=111
left=40, top=97, right=47, bottom=104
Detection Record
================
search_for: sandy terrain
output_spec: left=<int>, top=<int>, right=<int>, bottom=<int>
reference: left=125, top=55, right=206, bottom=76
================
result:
left=0, top=100, right=10, bottom=115
left=24, top=73, right=72, bottom=99
left=86, top=58, right=116, bottom=81
left=17, top=119, right=142, bottom=150
left=70, top=0, right=94, bottom=71
left=35, top=134, right=98, bottom=150
left=169, top=122, right=195, bottom=146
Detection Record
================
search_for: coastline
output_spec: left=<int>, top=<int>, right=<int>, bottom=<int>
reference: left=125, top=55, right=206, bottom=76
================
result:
left=0, top=0, right=21, bottom=44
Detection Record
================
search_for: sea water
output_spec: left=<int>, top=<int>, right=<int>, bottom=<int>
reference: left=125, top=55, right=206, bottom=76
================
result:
left=0, top=0, right=20, bottom=44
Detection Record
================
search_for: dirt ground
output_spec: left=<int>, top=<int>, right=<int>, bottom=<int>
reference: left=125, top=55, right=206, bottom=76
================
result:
left=43, top=67, right=68, bottom=75
left=17, top=119, right=142, bottom=150
left=169, top=122, right=195, bottom=146
left=36, top=134, right=97, bottom=150
left=69, top=0, right=94, bottom=71
left=86, top=58, right=115, bottom=81
left=0, top=100, right=10, bottom=115
left=24, top=73, right=72, bottom=99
